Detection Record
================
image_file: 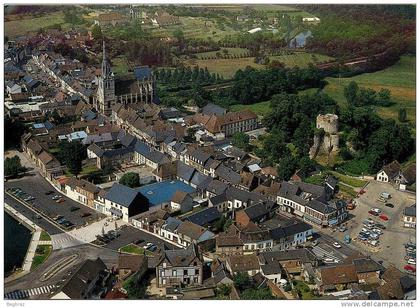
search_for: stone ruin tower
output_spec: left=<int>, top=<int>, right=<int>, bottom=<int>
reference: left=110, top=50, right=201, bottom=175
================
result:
left=309, top=114, right=339, bottom=159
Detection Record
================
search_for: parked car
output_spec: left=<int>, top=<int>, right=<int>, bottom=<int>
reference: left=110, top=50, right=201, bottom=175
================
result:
left=80, top=212, right=91, bottom=218
left=338, top=226, right=347, bottom=232
left=371, top=228, right=383, bottom=235
left=52, top=195, right=61, bottom=200
left=369, top=210, right=379, bottom=216
left=374, top=223, right=386, bottom=230
left=143, top=242, right=153, bottom=250
left=56, top=198, right=65, bottom=203
left=371, top=208, right=381, bottom=214
left=385, top=203, right=394, bottom=208
left=368, top=240, right=379, bottom=247
left=324, top=258, right=339, bottom=264
left=54, top=215, right=64, bottom=221
left=404, top=265, right=416, bottom=273
left=147, top=245, right=157, bottom=252
left=332, top=242, right=342, bottom=249
left=57, top=218, right=67, bottom=224
left=369, top=233, right=379, bottom=240
left=407, top=259, right=416, bottom=265
left=379, top=214, right=389, bottom=221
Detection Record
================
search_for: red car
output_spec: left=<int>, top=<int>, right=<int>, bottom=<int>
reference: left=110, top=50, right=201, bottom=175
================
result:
left=369, top=210, right=379, bottom=216
left=379, top=214, right=389, bottom=221
left=404, top=265, right=416, bottom=273
left=359, top=189, right=366, bottom=195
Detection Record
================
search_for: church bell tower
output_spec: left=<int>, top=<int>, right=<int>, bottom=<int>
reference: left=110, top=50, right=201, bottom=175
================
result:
left=98, top=41, right=115, bottom=116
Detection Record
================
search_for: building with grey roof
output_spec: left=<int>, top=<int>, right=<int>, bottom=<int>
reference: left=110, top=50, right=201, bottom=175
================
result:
left=104, top=183, right=149, bottom=222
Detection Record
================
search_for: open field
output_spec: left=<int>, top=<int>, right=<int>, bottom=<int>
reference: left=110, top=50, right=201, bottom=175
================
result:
left=5, top=11, right=66, bottom=37
left=184, top=52, right=335, bottom=79
left=322, top=55, right=416, bottom=123
left=149, top=16, right=240, bottom=41
left=231, top=101, right=271, bottom=116
left=195, top=47, right=249, bottom=59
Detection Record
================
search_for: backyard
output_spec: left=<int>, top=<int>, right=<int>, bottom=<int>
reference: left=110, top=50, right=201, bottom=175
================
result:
left=119, top=243, right=153, bottom=257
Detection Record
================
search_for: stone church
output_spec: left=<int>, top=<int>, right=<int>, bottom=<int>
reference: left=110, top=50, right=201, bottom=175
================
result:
left=94, top=42, right=157, bottom=116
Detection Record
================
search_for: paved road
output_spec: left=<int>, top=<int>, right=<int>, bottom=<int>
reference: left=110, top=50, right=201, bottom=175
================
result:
left=5, top=194, right=62, bottom=235
left=5, top=174, right=104, bottom=229
left=4, top=245, right=119, bottom=296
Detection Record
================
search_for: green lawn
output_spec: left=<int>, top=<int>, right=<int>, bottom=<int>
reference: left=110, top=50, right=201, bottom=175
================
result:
left=231, top=101, right=271, bottom=116
left=5, top=12, right=66, bottom=37
left=31, top=245, right=52, bottom=271
left=40, top=230, right=51, bottom=241
left=330, top=171, right=367, bottom=188
left=120, top=244, right=153, bottom=256
left=184, top=51, right=332, bottom=79
left=80, top=165, right=100, bottom=176
left=111, top=55, right=130, bottom=75
left=322, top=55, right=416, bottom=123
left=338, top=183, right=358, bottom=198
left=195, top=47, right=249, bottom=59
left=269, top=52, right=334, bottom=68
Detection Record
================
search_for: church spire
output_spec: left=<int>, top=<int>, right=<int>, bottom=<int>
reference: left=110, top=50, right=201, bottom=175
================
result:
left=101, top=40, right=111, bottom=77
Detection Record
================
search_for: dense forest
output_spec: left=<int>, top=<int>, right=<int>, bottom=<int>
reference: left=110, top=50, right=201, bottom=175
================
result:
left=298, top=5, right=415, bottom=60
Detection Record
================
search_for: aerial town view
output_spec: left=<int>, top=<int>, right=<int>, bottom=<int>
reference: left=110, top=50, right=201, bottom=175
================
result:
left=2, top=3, right=416, bottom=302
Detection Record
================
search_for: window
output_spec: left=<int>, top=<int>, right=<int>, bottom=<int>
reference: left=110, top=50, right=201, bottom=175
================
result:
left=184, top=269, right=188, bottom=275
left=172, top=270, right=177, bottom=276
left=195, top=269, right=199, bottom=275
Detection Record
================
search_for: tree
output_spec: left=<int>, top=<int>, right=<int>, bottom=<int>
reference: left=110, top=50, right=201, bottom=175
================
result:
left=277, top=155, right=297, bottom=181
left=172, top=29, right=185, bottom=42
left=119, top=172, right=140, bottom=188
left=398, top=107, right=407, bottom=122
left=5, top=116, right=27, bottom=149
left=91, top=24, right=103, bottom=40
left=232, top=132, right=250, bottom=151
left=57, top=141, right=87, bottom=176
left=343, top=81, right=359, bottom=106
left=377, top=88, right=392, bottom=106
left=216, top=284, right=231, bottom=299
left=5, top=156, right=26, bottom=177
left=233, top=272, right=250, bottom=291
left=122, top=275, right=147, bottom=299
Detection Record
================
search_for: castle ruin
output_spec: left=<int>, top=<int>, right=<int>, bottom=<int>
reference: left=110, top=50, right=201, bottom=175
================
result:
left=309, top=114, right=339, bottom=159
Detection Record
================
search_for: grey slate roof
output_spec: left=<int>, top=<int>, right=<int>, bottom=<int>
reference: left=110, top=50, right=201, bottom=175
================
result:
left=164, top=244, right=200, bottom=267
left=105, top=183, right=143, bottom=208
left=185, top=207, right=221, bottom=226
left=61, top=258, right=107, bottom=299
left=215, top=164, right=241, bottom=185
left=283, top=222, right=312, bottom=237
left=202, top=103, right=226, bottom=116
left=177, top=161, right=195, bottom=183
left=404, top=204, right=416, bottom=217
left=243, top=201, right=277, bottom=221
left=206, top=179, right=228, bottom=195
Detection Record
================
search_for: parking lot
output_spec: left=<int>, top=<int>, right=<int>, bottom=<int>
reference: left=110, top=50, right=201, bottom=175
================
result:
left=104, top=225, right=177, bottom=251
left=346, top=181, right=416, bottom=271
left=5, top=175, right=105, bottom=230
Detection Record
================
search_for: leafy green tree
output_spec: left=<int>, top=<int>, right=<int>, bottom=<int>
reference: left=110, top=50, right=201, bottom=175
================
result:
left=5, top=116, right=27, bottom=149
left=57, top=141, right=87, bottom=176
left=172, top=29, right=184, bottom=41
left=119, top=172, right=140, bottom=188
left=233, top=272, right=250, bottom=291
left=123, top=275, right=147, bottom=299
left=232, top=132, right=250, bottom=150
left=377, top=88, right=392, bottom=106
left=5, top=156, right=26, bottom=177
left=277, top=155, right=298, bottom=181
left=343, top=81, right=359, bottom=106
left=216, top=284, right=232, bottom=299
left=91, top=24, right=103, bottom=40
left=299, top=156, right=315, bottom=177
left=398, top=107, right=407, bottom=122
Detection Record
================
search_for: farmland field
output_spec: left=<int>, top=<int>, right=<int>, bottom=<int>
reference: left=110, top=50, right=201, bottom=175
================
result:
left=184, top=51, right=335, bottom=79
left=231, top=101, right=271, bottom=117
left=194, top=47, right=249, bottom=59
left=322, top=55, right=416, bottom=123
left=5, top=11, right=66, bottom=37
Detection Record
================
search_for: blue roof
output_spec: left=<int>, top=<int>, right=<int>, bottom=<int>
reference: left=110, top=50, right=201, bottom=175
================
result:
left=134, top=66, right=152, bottom=80
left=44, top=121, right=54, bottom=130
left=33, top=123, right=45, bottom=129
left=105, top=183, right=142, bottom=208
left=137, top=180, right=195, bottom=206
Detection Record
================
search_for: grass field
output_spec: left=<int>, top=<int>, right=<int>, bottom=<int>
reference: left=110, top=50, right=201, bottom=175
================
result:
left=31, top=245, right=52, bottom=271
left=150, top=16, right=239, bottom=41
left=231, top=101, right=271, bottom=116
left=40, top=230, right=51, bottom=241
left=330, top=171, right=367, bottom=188
left=119, top=244, right=153, bottom=256
left=195, top=47, right=249, bottom=59
left=269, top=52, right=334, bottom=67
left=184, top=52, right=334, bottom=78
left=322, top=55, right=416, bottom=123
left=5, top=12, right=65, bottom=37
